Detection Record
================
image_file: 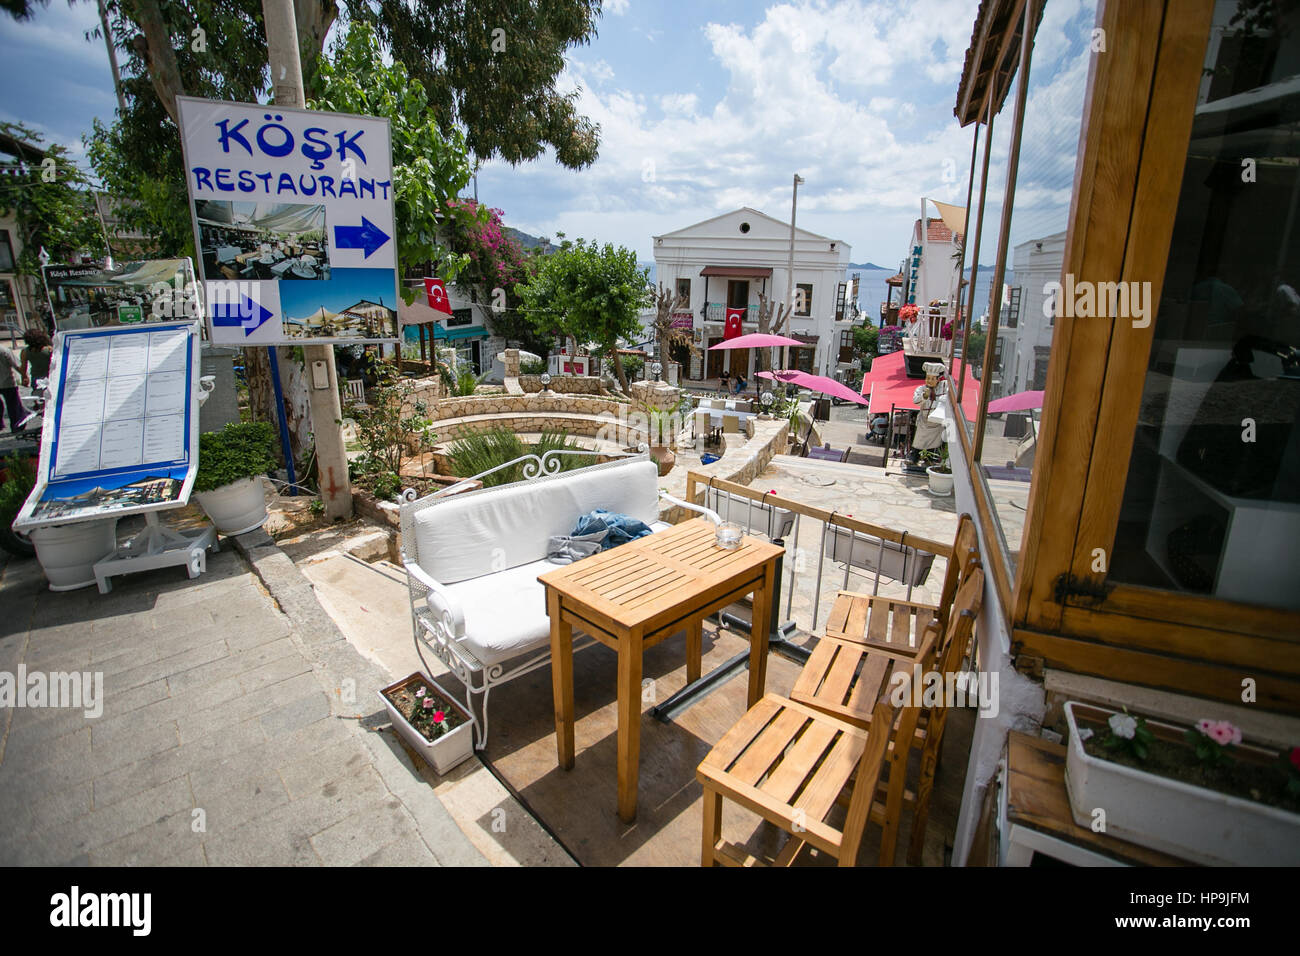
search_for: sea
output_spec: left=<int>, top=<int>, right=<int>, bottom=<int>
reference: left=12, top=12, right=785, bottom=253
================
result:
left=641, top=262, right=1007, bottom=325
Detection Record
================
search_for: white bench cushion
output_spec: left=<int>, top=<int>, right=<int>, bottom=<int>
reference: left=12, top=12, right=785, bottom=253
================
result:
left=412, top=459, right=661, bottom=584
left=445, top=520, right=673, bottom=666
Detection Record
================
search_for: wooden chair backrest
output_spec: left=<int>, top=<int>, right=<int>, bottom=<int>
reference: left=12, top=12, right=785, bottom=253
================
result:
left=935, top=514, right=979, bottom=628
left=926, top=563, right=985, bottom=752
left=866, top=622, right=943, bottom=865
left=838, top=693, right=903, bottom=865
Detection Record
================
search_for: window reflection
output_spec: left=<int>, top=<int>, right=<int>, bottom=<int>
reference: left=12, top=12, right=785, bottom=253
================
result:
left=1109, top=0, right=1300, bottom=609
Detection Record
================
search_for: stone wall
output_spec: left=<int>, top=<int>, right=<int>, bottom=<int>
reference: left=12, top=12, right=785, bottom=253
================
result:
left=658, top=417, right=791, bottom=523
left=518, top=374, right=605, bottom=395
left=429, top=392, right=625, bottom=422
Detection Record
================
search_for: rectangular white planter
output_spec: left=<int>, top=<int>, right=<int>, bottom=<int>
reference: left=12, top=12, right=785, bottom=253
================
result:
left=1064, top=701, right=1300, bottom=866
left=379, top=673, right=476, bottom=776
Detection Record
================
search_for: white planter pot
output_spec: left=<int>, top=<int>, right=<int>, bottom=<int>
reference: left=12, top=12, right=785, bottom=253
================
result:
left=1064, top=701, right=1300, bottom=866
left=380, top=673, right=476, bottom=775
left=194, top=477, right=268, bottom=536
left=926, top=466, right=954, bottom=496
left=30, top=519, right=118, bottom=591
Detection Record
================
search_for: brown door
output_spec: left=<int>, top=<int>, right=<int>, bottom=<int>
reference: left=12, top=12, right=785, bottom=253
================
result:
left=726, top=280, right=750, bottom=309
left=707, top=341, right=726, bottom=378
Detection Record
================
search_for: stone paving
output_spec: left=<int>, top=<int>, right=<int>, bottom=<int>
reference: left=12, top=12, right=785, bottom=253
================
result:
left=0, top=532, right=489, bottom=867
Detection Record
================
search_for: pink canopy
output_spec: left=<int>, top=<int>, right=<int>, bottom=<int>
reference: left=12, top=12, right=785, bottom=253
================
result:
left=757, top=369, right=869, bottom=405
left=858, top=349, right=981, bottom=419
left=707, top=333, right=804, bottom=350
left=987, top=389, right=1045, bottom=413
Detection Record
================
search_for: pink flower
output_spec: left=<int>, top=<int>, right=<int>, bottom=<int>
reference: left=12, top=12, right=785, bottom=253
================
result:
left=1206, top=720, right=1240, bottom=747
left=432, top=710, right=446, bottom=723
left=415, top=686, right=426, bottom=698
left=422, top=698, right=435, bottom=710
left=1195, top=718, right=1214, bottom=734
left=1290, top=747, right=1300, bottom=771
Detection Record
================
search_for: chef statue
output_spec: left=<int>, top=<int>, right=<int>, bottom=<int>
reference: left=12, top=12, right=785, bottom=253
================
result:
left=910, top=361, right=948, bottom=464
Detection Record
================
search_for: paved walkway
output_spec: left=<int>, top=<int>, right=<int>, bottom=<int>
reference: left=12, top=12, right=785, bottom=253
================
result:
left=0, top=530, right=489, bottom=867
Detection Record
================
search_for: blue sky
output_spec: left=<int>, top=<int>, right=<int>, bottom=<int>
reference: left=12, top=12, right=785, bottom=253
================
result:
left=0, top=0, right=1094, bottom=270
left=279, top=267, right=397, bottom=319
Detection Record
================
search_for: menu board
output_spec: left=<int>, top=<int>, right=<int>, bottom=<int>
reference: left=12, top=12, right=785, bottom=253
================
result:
left=12, top=322, right=201, bottom=528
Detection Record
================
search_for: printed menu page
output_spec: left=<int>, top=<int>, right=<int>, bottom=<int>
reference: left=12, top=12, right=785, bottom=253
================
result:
left=53, top=327, right=192, bottom=478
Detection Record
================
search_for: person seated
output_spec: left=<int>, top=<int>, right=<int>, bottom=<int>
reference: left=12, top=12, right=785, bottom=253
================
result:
left=718, top=371, right=731, bottom=393
left=732, top=375, right=748, bottom=395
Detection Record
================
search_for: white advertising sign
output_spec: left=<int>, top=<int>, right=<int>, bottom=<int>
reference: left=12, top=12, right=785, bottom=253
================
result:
left=176, top=97, right=400, bottom=345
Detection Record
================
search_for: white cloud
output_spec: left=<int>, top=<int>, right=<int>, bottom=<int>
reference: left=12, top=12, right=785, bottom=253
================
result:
left=606, top=0, right=631, bottom=14
left=480, top=0, right=1049, bottom=264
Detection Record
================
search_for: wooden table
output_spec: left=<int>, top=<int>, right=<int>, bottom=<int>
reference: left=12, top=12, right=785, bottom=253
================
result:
left=539, top=518, right=784, bottom=822
left=1001, top=732, right=1190, bottom=866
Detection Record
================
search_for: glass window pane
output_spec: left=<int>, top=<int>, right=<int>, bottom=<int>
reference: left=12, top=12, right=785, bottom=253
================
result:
left=973, top=0, right=1099, bottom=561
left=1108, top=0, right=1300, bottom=610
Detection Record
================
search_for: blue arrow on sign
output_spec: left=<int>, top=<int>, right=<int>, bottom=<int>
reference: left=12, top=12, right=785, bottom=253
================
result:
left=334, top=217, right=391, bottom=258
left=212, top=295, right=274, bottom=337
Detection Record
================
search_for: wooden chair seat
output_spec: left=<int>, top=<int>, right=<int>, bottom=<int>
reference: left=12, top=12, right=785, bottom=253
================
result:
left=697, top=694, right=901, bottom=867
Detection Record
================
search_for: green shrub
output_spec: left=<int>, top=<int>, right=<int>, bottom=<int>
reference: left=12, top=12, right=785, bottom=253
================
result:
left=0, top=454, right=36, bottom=528
left=519, top=358, right=547, bottom=375
left=452, top=367, right=479, bottom=396
left=447, top=427, right=593, bottom=488
left=195, top=421, right=277, bottom=493
left=620, top=354, right=644, bottom=381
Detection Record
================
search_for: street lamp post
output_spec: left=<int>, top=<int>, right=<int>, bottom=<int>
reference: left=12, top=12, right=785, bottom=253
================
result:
left=783, top=174, right=805, bottom=375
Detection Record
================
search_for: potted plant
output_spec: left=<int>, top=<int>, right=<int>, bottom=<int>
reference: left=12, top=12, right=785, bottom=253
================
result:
left=926, top=445, right=954, bottom=496
left=193, top=421, right=276, bottom=535
left=1064, top=700, right=1300, bottom=865
left=379, top=672, right=476, bottom=774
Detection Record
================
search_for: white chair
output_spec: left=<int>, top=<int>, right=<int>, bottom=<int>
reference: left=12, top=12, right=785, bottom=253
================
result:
left=344, top=379, right=368, bottom=408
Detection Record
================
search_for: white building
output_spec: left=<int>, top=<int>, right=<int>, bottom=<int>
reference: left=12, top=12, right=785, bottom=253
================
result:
left=901, top=216, right=963, bottom=310
left=398, top=275, right=506, bottom=375
left=651, top=207, right=854, bottom=380
left=996, top=231, right=1064, bottom=397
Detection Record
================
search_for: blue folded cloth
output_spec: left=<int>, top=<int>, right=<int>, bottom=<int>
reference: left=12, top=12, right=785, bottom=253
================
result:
left=571, top=509, right=653, bottom=549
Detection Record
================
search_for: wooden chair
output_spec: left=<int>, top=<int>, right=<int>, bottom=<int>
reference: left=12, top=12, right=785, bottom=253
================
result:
left=823, top=512, right=978, bottom=661
left=789, top=562, right=985, bottom=864
left=697, top=627, right=938, bottom=868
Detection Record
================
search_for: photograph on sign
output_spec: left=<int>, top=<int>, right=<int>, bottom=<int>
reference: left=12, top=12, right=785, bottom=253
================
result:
left=42, top=259, right=201, bottom=331
left=12, top=322, right=201, bottom=528
left=196, top=200, right=330, bottom=281
left=176, top=97, right=399, bottom=346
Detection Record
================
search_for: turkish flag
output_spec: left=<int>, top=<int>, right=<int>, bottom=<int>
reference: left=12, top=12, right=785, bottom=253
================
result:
left=724, top=307, right=745, bottom=340
left=424, top=277, right=452, bottom=315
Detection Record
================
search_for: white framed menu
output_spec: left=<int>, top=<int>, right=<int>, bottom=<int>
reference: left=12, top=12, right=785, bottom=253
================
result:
left=12, top=321, right=202, bottom=528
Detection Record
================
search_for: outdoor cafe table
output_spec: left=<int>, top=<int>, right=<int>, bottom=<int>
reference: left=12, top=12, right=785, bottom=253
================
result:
left=538, top=517, right=784, bottom=822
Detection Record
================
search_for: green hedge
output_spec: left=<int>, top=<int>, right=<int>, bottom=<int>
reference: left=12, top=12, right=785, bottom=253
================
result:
left=195, top=421, right=277, bottom=493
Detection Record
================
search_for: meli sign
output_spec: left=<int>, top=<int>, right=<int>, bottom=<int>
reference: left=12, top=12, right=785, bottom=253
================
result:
left=176, top=97, right=400, bottom=345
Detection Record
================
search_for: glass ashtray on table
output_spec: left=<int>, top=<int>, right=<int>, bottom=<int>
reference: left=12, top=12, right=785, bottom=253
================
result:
left=715, top=521, right=743, bottom=550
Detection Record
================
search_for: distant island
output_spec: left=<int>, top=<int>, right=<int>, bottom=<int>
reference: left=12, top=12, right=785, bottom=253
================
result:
left=847, top=262, right=889, bottom=271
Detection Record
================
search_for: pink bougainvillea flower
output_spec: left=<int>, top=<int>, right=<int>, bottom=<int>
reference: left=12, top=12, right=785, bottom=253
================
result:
left=432, top=711, right=446, bottom=723
left=422, top=698, right=435, bottom=710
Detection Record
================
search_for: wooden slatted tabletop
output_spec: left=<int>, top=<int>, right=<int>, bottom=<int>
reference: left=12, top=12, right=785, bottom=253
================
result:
left=539, top=518, right=785, bottom=822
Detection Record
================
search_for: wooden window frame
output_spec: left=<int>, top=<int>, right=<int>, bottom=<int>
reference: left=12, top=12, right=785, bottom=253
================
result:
left=994, top=0, right=1300, bottom=711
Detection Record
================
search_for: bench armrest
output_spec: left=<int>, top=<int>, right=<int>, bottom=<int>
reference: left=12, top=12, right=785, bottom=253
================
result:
left=404, top=561, right=466, bottom=638
left=658, top=491, right=721, bottom=524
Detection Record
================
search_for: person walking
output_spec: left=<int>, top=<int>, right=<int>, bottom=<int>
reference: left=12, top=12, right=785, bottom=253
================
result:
left=0, top=342, right=28, bottom=434
left=20, top=329, right=52, bottom=387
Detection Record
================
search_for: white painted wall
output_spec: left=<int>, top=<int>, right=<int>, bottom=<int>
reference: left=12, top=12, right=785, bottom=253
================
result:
left=941, top=395, right=1048, bottom=865
left=1001, top=232, right=1065, bottom=394
left=652, top=207, right=851, bottom=378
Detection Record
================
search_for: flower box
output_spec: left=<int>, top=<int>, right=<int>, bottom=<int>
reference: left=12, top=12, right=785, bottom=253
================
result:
left=379, top=672, right=476, bottom=775
left=1064, top=701, right=1300, bottom=866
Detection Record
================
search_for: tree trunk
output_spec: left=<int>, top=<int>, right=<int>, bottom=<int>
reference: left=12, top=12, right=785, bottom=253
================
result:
left=611, top=349, right=630, bottom=394
left=244, top=346, right=314, bottom=474
left=127, top=0, right=185, bottom=124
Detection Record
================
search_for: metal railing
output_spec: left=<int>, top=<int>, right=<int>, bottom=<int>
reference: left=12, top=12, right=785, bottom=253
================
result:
left=684, top=472, right=953, bottom=635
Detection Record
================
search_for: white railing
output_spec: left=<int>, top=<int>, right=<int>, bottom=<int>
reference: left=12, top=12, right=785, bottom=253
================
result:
left=904, top=303, right=954, bottom=358
left=704, top=303, right=759, bottom=322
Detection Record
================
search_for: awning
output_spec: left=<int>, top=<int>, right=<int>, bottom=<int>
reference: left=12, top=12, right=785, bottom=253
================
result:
left=885, top=273, right=905, bottom=286
left=431, top=324, right=486, bottom=341
left=790, top=333, right=818, bottom=346
left=859, top=349, right=981, bottom=418
left=929, top=199, right=967, bottom=239
left=699, top=266, right=774, bottom=278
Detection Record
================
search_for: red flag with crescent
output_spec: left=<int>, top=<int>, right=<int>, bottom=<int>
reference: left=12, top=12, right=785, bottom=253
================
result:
left=724, top=307, right=745, bottom=340
left=424, top=277, right=452, bottom=315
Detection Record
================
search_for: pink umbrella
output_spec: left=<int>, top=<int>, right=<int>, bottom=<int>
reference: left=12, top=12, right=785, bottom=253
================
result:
left=707, top=332, right=804, bottom=350
left=987, top=389, right=1045, bottom=413
left=758, top=369, right=869, bottom=405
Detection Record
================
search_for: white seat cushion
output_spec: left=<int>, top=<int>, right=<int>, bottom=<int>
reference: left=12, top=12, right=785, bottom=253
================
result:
left=444, top=522, right=675, bottom=667
left=412, top=459, right=661, bottom=584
